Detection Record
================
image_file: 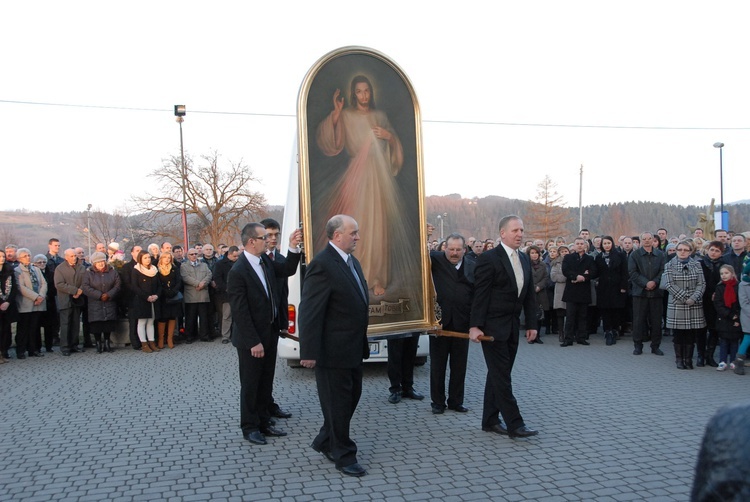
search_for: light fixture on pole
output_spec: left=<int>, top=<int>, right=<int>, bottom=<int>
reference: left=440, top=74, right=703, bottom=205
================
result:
left=174, top=105, right=189, bottom=249
left=86, top=203, right=92, bottom=259
left=436, top=214, right=444, bottom=240
left=713, top=142, right=728, bottom=231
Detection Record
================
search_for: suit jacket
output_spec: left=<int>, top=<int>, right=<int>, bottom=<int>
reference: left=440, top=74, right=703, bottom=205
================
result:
left=269, top=249, right=301, bottom=326
left=53, top=260, right=85, bottom=310
left=430, top=250, right=475, bottom=332
left=298, top=243, right=369, bottom=368
left=227, top=253, right=280, bottom=350
left=181, top=260, right=212, bottom=303
left=469, top=245, right=537, bottom=341
left=562, top=252, right=597, bottom=304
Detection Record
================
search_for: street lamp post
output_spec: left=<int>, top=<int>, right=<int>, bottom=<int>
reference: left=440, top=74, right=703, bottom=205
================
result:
left=713, top=142, right=724, bottom=214
left=174, top=105, right=188, bottom=249
left=86, top=203, right=92, bottom=259
left=437, top=214, right=444, bottom=240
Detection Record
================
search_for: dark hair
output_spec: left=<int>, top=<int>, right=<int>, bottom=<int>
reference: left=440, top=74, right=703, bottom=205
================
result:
left=172, top=245, right=183, bottom=252
left=48, top=238, right=60, bottom=245
left=599, top=235, right=616, bottom=252
left=227, top=246, right=239, bottom=254
left=136, top=250, right=151, bottom=266
left=526, top=245, right=541, bottom=258
left=240, top=223, right=265, bottom=247
left=260, top=218, right=280, bottom=231
left=349, top=75, right=376, bottom=109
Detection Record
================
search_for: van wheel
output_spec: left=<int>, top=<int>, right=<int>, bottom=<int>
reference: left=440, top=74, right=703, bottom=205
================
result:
left=415, top=356, right=427, bottom=367
left=287, top=359, right=302, bottom=368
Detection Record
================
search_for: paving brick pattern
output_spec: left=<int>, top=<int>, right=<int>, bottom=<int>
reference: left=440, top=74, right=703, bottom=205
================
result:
left=1, top=332, right=746, bottom=501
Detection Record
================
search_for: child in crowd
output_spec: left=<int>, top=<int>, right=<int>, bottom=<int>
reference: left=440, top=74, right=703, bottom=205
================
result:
left=714, top=265, right=742, bottom=371
left=734, top=262, right=750, bottom=375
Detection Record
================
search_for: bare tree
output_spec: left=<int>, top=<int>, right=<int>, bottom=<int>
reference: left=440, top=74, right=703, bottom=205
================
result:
left=525, top=175, right=573, bottom=241
left=132, top=151, right=267, bottom=246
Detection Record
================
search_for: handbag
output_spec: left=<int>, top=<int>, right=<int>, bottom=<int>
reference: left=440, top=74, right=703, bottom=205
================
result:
left=166, top=291, right=184, bottom=304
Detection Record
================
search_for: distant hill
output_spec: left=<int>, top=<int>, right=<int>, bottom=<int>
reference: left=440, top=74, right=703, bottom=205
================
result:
left=2, top=199, right=748, bottom=257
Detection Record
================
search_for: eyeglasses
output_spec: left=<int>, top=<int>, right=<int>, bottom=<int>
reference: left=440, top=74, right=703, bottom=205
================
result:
left=35, top=261, right=46, bottom=265
left=251, top=235, right=267, bottom=241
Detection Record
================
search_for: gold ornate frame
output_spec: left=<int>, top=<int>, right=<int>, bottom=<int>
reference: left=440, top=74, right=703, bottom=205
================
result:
left=297, top=46, right=433, bottom=336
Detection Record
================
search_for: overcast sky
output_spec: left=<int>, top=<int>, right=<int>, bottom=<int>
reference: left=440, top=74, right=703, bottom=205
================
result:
left=2, top=1, right=749, bottom=216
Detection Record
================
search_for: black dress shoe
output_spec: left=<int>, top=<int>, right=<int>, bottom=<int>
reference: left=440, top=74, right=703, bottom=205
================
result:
left=509, top=425, right=539, bottom=438
left=62, top=350, right=71, bottom=356
left=30, top=351, right=44, bottom=357
left=577, top=340, right=590, bottom=346
left=533, top=337, right=544, bottom=344
left=16, top=353, right=27, bottom=360
left=243, top=431, right=267, bottom=445
left=221, top=339, right=230, bottom=344
left=560, top=341, right=573, bottom=347
left=431, top=404, right=445, bottom=414
left=46, top=347, right=54, bottom=353
left=651, top=348, right=664, bottom=356
left=185, top=338, right=194, bottom=345
left=633, top=347, right=643, bottom=355
left=260, top=425, right=287, bottom=437
left=388, top=392, right=402, bottom=404
left=311, top=443, right=335, bottom=462
left=337, top=462, right=366, bottom=477
left=448, top=405, right=469, bottom=413
left=482, top=423, right=509, bottom=435
left=271, top=408, right=293, bottom=419
left=402, top=389, right=424, bottom=400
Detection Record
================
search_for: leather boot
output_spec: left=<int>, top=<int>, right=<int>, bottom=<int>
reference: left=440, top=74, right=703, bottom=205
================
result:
left=685, top=344, right=694, bottom=370
left=104, top=334, right=114, bottom=353
left=733, top=355, right=746, bottom=375
left=167, top=332, right=174, bottom=349
left=96, top=340, right=103, bottom=354
left=705, top=338, right=718, bottom=367
left=675, top=344, right=685, bottom=369
left=158, top=332, right=165, bottom=350
left=148, top=341, right=160, bottom=352
left=141, top=342, right=153, bottom=353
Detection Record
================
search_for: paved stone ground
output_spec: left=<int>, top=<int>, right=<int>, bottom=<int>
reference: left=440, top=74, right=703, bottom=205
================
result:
left=0, top=331, right=747, bottom=501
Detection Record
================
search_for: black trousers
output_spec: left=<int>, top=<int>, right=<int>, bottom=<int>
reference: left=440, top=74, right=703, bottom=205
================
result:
left=185, top=302, right=210, bottom=341
left=429, top=335, right=469, bottom=408
left=128, top=305, right=141, bottom=348
left=17, top=312, right=41, bottom=355
left=236, top=334, right=277, bottom=434
left=564, top=302, right=588, bottom=342
left=313, top=365, right=362, bottom=468
left=387, top=334, right=419, bottom=393
left=632, top=296, right=663, bottom=348
left=480, top=329, right=523, bottom=430
left=59, top=306, right=81, bottom=350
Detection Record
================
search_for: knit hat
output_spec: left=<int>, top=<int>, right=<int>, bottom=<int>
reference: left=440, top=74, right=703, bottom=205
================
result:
left=91, top=252, right=107, bottom=264
left=108, top=242, right=120, bottom=251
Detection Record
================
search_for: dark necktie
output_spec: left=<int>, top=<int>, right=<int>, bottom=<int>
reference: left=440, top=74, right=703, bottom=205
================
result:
left=268, top=251, right=275, bottom=261
left=260, top=259, right=277, bottom=321
left=347, top=255, right=367, bottom=301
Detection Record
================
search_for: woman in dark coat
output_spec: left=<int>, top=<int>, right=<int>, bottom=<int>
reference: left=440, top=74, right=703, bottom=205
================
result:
left=594, top=236, right=629, bottom=346
left=155, top=252, right=182, bottom=349
left=131, top=250, right=162, bottom=353
left=0, top=250, right=17, bottom=363
left=527, top=245, right=548, bottom=344
left=82, top=252, right=122, bottom=353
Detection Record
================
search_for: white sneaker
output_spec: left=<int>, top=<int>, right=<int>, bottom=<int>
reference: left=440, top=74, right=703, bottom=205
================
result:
left=730, top=362, right=736, bottom=370
left=717, top=362, right=728, bottom=371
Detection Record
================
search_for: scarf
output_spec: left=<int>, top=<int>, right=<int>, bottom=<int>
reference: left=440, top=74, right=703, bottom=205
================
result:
left=531, top=258, right=542, bottom=271
left=26, top=265, right=40, bottom=293
left=158, top=263, right=173, bottom=277
left=135, top=263, right=158, bottom=277
left=723, top=278, right=738, bottom=307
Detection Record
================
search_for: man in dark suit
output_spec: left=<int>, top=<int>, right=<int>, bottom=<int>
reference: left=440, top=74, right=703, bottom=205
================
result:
left=260, top=218, right=302, bottom=420
left=227, top=222, right=301, bottom=446
left=561, top=237, right=598, bottom=347
left=429, top=233, right=475, bottom=415
left=299, top=215, right=370, bottom=477
left=469, top=215, right=539, bottom=439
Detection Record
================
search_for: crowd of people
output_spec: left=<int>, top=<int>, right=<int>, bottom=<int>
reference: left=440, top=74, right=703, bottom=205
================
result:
left=0, top=219, right=295, bottom=365
left=429, top=226, right=750, bottom=374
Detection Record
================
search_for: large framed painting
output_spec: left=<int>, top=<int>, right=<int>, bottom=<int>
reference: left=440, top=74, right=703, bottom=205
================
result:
left=297, top=46, right=433, bottom=336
